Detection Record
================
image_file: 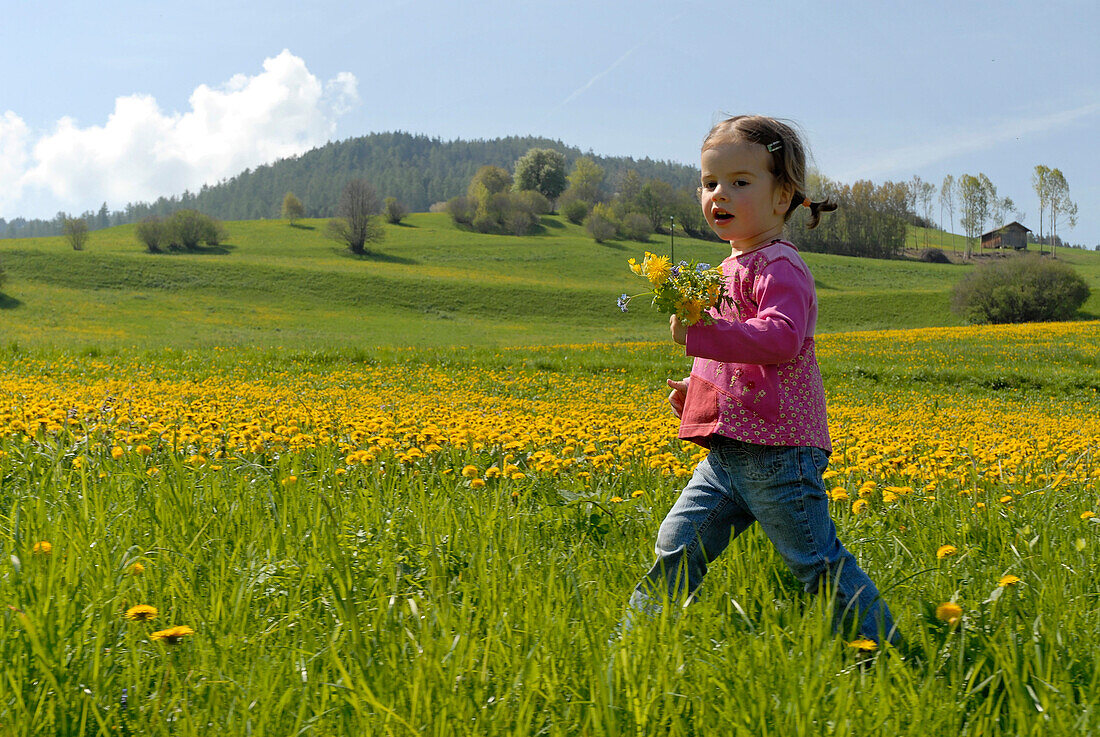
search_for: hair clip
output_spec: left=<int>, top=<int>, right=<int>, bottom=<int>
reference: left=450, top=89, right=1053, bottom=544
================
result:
left=766, top=141, right=783, bottom=152
left=802, top=197, right=812, bottom=208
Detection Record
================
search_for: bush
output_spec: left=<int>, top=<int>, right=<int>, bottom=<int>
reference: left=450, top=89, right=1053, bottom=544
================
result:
left=514, top=190, right=551, bottom=216
left=62, top=216, right=89, bottom=251
left=919, top=248, right=950, bottom=264
left=585, top=204, right=618, bottom=243
left=446, top=196, right=475, bottom=225
left=619, top=212, right=653, bottom=242
left=136, top=216, right=169, bottom=253
left=951, top=255, right=1090, bottom=324
left=561, top=198, right=590, bottom=225
left=384, top=197, right=408, bottom=224
left=166, top=210, right=224, bottom=250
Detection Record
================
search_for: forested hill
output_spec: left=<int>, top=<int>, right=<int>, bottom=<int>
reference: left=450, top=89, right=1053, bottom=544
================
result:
left=1, top=133, right=699, bottom=237
left=195, top=133, right=698, bottom=220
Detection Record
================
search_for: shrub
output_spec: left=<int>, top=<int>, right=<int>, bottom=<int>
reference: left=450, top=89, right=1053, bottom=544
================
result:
left=326, top=179, right=384, bottom=255
left=136, top=216, right=169, bottom=253
left=504, top=209, right=538, bottom=236
left=585, top=204, right=619, bottom=243
left=919, top=248, right=951, bottom=264
left=951, top=255, right=1089, bottom=324
left=384, top=197, right=408, bottom=224
left=62, top=216, right=89, bottom=251
left=166, top=210, right=224, bottom=250
left=619, top=212, right=653, bottom=242
left=428, top=201, right=449, bottom=213
left=515, top=190, right=551, bottom=216
left=446, top=196, right=474, bottom=225
left=561, top=198, right=590, bottom=225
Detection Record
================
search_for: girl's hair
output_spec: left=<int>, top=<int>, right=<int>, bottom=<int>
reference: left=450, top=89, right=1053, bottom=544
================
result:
left=702, top=115, right=836, bottom=229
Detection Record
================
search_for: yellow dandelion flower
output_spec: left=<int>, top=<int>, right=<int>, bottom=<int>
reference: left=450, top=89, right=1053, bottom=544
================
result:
left=136, top=444, right=153, bottom=457
left=936, top=545, right=958, bottom=559
left=935, top=602, right=963, bottom=625
left=124, top=605, right=158, bottom=622
left=847, top=638, right=877, bottom=652
left=610, top=496, right=623, bottom=503
left=281, top=475, right=298, bottom=486
left=32, top=541, right=52, bottom=556
left=999, top=495, right=1013, bottom=504
left=997, top=574, right=1021, bottom=587
left=1081, top=511, right=1096, bottom=520
left=643, top=253, right=672, bottom=286
left=150, top=625, right=194, bottom=644
left=129, top=562, right=146, bottom=576
left=470, top=478, right=486, bottom=489
left=628, top=258, right=642, bottom=275
left=631, top=490, right=645, bottom=499
left=828, top=487, right=849, bottom=501
left=510, top=472, right=526, bottom=480
left=461, top=465, right=479, bottom=478
left=851, top=499, right=868, bottom=515
left=111, top=446, right=125, bottom=460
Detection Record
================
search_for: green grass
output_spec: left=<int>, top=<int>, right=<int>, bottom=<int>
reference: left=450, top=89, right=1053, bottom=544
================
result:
left=6, top=215, right=1094, bottom=349
left=1, top=330, right=1098, bottom=734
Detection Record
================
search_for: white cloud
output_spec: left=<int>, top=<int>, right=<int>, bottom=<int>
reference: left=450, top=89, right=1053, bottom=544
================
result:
left=1, top=50, right=357, bottom=219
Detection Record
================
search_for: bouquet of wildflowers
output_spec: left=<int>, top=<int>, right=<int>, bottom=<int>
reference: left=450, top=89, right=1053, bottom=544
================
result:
left=617, top=252, right=729, bottom=325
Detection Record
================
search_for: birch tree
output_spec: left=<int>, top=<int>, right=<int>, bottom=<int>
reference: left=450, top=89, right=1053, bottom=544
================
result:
left=940, top=175, right=956, bottom=250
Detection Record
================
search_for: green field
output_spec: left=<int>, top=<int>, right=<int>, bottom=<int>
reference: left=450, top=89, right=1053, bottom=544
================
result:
left=4, top=215, right=1096, bottom=349
left=2, top=217, right=1099, bottom=734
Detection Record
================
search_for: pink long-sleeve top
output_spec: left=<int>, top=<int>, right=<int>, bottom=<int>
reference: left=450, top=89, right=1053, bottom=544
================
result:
left=678, top=240, right=832, bottom=453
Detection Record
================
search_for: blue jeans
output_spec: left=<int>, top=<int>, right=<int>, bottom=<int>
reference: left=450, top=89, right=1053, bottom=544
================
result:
left=628, top=438, right=897, bottom=644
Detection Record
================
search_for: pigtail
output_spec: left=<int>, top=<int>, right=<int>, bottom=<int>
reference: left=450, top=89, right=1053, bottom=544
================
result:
left=788, top=192, right=837, bottom=230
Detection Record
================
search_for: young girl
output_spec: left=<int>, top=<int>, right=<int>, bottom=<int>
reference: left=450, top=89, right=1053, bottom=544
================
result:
left=628, top=115, right=897, bottom=647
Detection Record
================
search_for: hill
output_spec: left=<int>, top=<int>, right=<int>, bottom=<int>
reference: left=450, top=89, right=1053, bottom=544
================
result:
left=1, top=215, right=1097, bottom=350
left=0, top=133, right=699, bottom=237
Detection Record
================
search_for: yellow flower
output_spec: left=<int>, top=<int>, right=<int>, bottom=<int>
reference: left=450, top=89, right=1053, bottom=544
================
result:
left=136, top=444, right=153, bottom=457
left=281, top=475, right=298, bottom=486
left=124, top=605, right=158, bottom=622
left=851, top=499, right=868, bottom=515
left=510, top=472, right=526, bottom=480
left=643, top=253, right=672, bottom=286
left=828, top=487, right=849, bottom=501
left=936, top=545, right=957, bottom=559
left=470, top=478, right=486, bottom=489
left=610, top=496, right=623, bottom=503
left=935, top=602, right=963, bottom=625
left=997, top=574, right=1021, bottom=587
left=678, top=299, right=704, bottom=326
left=32, top=541, right=52, bottom=556
left=150, top=625, right=194, bottom=644
left=111, top=446, right=125, bottom=460
left=628, top=258, right=642, bottom=275
left=129, top=562, right=146, bottom=576
left=1082, top=511, right=1096, bottom=520
left=847, top=638, right=877, bottom=652
left=631, top=490, right=645, bottom=499
left=461, top=465, right=479, bottom=478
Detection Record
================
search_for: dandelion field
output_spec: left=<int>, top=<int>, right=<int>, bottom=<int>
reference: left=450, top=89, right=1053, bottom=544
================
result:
left=1, top=323, right=1099, bottom=735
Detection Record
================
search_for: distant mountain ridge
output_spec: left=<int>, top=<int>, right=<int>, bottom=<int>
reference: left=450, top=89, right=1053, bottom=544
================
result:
left=1, top=132, right=700, bottom=237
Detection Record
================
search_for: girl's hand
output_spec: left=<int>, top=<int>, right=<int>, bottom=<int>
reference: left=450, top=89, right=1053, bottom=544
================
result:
left=667, top=377, right=689, bottom=418
left=670, top=314, right=688, bottom=345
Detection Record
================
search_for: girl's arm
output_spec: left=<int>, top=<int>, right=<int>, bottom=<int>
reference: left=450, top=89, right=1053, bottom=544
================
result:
left=684, top=258, right=814, bottom=365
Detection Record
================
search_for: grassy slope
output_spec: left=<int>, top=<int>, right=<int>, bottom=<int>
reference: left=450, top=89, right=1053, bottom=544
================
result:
left=1, top=215, right=1097, bottom=349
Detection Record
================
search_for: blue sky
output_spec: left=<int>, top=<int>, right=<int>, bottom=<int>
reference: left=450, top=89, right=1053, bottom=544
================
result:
left=3, top=0, right=1098, bottom=246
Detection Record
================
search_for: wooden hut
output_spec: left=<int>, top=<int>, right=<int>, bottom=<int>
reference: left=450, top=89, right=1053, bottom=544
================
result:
left=981, top=221, right=1031, bottom=250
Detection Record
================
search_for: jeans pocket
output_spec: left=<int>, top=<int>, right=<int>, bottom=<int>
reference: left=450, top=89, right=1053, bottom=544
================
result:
left=718, top=439, right=788, bottom=482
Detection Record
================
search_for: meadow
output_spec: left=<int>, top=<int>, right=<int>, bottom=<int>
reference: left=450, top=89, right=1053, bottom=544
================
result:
left=1, top=218, right=1099, bottom=734
left=1, top=319, right=1098, bottom=735
left=3, top=214, right=1097, bottom=349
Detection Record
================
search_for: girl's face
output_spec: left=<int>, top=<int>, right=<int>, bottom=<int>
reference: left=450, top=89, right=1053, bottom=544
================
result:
left=700, top=139, right=793, bottom=250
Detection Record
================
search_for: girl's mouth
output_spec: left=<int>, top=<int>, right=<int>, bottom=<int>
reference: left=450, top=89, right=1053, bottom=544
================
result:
left=713, top=209, right=732, bottom=222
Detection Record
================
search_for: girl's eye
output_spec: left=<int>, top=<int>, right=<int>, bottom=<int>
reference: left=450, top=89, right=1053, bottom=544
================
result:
left=734, top=180, right=749, bottom=187
left=703, top=182, right=717, bottom=190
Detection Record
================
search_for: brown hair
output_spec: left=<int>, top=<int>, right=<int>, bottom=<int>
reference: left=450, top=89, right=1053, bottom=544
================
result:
left=702, top=115, right=836, bottom=229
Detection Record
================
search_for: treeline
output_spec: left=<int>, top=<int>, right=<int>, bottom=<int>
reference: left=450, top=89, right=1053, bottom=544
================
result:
left=0, top=133, right=697, bottom=238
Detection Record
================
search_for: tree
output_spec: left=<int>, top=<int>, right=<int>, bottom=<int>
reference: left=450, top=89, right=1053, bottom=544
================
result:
left=61, top=215, right=89, bottom=251
left=957, top=174, right=986, bottom=259
left=1047, top=168, right=1077, bottom=259
left=513, top=148, right=567, bottom=206
left=635, top=179, right=676, bottom=231
left=384, top=197, right=408, bottom=224
left=282, top=192, right=305, bottom=224
left=584, top=203, right=618, bottom=243
left=327, top=179, right=384, bottom=255
left=564, top=156, right=604, bottom=203
left=939, top=175, right=956, bottom=250
left=467, top=166, right=512, bottom=208
left=1032, top=165, right=1051, bottom=253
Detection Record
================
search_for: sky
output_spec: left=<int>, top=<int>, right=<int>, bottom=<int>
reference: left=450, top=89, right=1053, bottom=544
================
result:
left=3, top=0, right=1099, bottom=246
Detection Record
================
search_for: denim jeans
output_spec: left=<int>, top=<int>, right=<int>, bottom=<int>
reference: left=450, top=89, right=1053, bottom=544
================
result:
left=628, top=437, right=897, bottom=644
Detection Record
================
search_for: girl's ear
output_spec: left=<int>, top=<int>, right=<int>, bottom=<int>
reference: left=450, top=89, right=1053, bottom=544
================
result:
left=774, top=180, right=795, bottom=216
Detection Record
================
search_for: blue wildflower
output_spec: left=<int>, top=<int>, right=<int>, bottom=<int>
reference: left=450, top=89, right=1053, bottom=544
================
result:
left=617, top=294, right=630, bottom=312
left=696, top=262, right=711, bottom=272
